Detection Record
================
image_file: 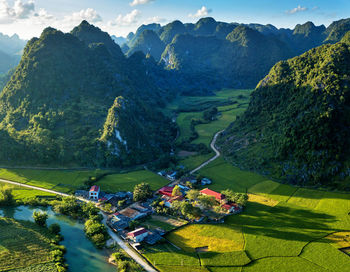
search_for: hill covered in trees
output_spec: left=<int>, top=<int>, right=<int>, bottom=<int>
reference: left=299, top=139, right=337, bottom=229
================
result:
left=121, top=17, right=350, bottom=90
left=0, top=21, right=176, bottom=167
left=218, top=33, right=350, bottom=188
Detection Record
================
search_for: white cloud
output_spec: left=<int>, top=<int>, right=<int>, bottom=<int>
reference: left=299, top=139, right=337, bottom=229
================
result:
left=286, top=5, right=308, bottom=14
left=145, top=16, right=166, bottom=24
left=188, top=6, right=212, bottom=18
left=109, top=9, right=141, bottom=26
left=0, top=0, right=35, bottom=23
left=64, top=8, right=102, bottom=24
left=130, top=0, right=154, bottom=7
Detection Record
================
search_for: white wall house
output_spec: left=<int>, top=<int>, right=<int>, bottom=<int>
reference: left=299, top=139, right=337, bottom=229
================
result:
left=89, top=185, right=100, bottom=200
left=127, top=228, right=149, bottom=243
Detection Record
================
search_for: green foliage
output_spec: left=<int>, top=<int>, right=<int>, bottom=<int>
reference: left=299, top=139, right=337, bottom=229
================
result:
left=84, top=216, right=108, bottom=249
left=0, top=184, right=14, bottom=206
left=219, top=38, right=350, bottom=186
left=111, top=249, right=144, bottom=272
left=0, top=217, right=60, bottom=271
left=0, top=22, right=174, bottom=168
left=221, top=190, right=248, bottom=206
left=172, top=185, right=182, bottom=196
left=33, top=211, right=48, bottom=227
left=186, top=189, right=200, bottom=201
left=48, top=223, right=61, bottom=235
left=198, top=194, right=216, bottom=209
left=133, top=182, right=152, bottom=201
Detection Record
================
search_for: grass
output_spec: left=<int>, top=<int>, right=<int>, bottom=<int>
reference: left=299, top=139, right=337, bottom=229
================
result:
left=180, top=153, right=214, bottom=170
left=300, top=239, right=350, bottom=272
left=199, top=251, right=251, bottom=266
left=0, top=217, right=56, bottom=271
left=148, top=158, right=350, bottom=271
left=172, top=89, right=252, bottom=147
left=142, top=243, right=200, bottom=267
left=242, top=257, right=327, bottom=272
left=0, top=168, right=106, bottom=193
left=167, top=224, right=245, bottom=252
left=0, top=182, right=56, bottom=201
left=141, top=215, right=186, bottom=232
left=96, top=170, right=168, bottom=192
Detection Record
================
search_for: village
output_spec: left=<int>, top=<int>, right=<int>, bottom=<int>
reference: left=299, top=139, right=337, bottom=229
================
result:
left=75, top=169, right=248, bottom=251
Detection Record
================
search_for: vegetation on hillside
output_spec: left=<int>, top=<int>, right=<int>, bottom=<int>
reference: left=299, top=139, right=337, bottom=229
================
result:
left=219, top=34, right=350, bottom=187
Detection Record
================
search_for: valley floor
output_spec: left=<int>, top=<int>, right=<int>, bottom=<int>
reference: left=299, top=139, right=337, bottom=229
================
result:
left=0, top=89, right=349, bottom=272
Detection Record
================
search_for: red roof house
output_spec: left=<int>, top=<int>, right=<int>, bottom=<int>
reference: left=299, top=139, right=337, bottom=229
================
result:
left=222, top=203, right=242, bottom=214
left=200, top=188, right=225, bottom=202
left=158, top=186, right=174, bottom=197
left=127, top=227, right=149, bottom=242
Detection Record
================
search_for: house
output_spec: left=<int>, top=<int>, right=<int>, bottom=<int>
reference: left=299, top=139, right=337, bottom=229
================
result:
left=157, top=170, right=166, bottom=176
left=110, top=213, right=130, bottom=230
left=222, top=203, right=242, bottom=214
left=145, top=230, right=163, bottom=245
left=127, top=228, right=149, bottom=243
left=166, top=171, right=177, bottom=181
left=200, top=188, right=226, bottom=204
left=201, top=178, right=212, bottom=186
left=89, top=185, right=100, bottom=200
left=119, top=207, right=146, bottom=221
left=180, top=176, right=197, bottom=185
left=158, top=186, right=174, bottom=197
left=131, top=203, right=151, bottom=213
left=162, top=195, right=184, bottom=208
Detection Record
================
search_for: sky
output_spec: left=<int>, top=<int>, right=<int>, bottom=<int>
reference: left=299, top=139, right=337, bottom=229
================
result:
left=0, top=0, right=349, bottom=39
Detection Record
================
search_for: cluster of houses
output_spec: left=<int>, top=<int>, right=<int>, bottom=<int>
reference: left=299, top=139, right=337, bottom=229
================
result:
left=77, top=169, right=243, bottom=248
left=157, top=185, right=242, bottom=214
left=75, top=185, right=133, bottom=209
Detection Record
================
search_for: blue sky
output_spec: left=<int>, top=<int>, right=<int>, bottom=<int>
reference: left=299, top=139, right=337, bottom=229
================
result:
left=0, top=0, right=348, bottom=39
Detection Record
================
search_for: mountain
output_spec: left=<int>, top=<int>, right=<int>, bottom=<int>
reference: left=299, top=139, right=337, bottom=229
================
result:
left=125, top=17, right=350, bottom=91
left=218, top=34, right=350, bottom=188
left=161, top=25, right=290, bottom=89
left=111, top=35, right=127, bottom=45
left=0, top=22, right=175, bottom=167
left=324, top=18, right=350, bottom=43
left=0, top=50, right=18, bottom=74
left=0, top=32, right=26, bottom=55
left=126, top=30, right=165, bottom=61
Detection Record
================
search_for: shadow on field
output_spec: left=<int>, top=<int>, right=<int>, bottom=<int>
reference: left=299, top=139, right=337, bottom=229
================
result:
left=225, top=201, right=341, bottom=243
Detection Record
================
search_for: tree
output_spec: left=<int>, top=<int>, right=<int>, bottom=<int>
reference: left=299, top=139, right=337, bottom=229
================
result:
left=186, top=189, right=200, bottom=201
left=91, top=233, right=107, bottom=249
left=33, top=211, right=48, bottom=227
left=221, top=190, right=248, bottom=206
left=221, top=189, right=236, bottom=202
left=198, top=195, right=216, bottom=209
left=172, top=185, right=182, bottom=197
left=82, top=202, right=99, bottom=217
left=133, top=183, right=152, bottom=202
left=48, top=223, right=61, bottom=235
left=0, top=185, right=13, bottom=206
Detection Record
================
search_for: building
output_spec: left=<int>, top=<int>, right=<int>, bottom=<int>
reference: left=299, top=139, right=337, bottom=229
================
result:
left=110, top=212, right=130, bottom=230
left=89, top=185, right=100, bottom=200
left=162, top=195, right=184, bottom=208
left=166, top=171, right=177, bottom=181
left=127, top=228, right=149, bottom=243
left=119, top=207, right=146, bottom=221
left=200, top=188, right=226, bottom=204
left=222, top=203, right=242, bottom=214
left=158, top=186, right=174, bottom=197
left=201, top=178, right=212, bottom=186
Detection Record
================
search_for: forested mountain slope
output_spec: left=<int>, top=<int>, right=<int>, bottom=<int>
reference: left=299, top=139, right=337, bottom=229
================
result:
left=218, top=33, right=350, bottom=188
left=122, top=17, right=350, bottom=90
left=0, top=22, right=175, bottom=167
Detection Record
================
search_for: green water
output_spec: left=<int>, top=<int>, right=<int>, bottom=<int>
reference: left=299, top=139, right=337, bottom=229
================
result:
left=0, top=206, right=116, bottom=272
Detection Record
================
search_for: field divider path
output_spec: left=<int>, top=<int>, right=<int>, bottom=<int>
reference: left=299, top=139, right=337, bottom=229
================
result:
left=190, top=130, right=224, bottom=175
left=0, top=177, right=158, bottom=272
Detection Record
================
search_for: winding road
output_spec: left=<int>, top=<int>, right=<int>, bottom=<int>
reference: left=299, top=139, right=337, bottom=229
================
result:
left=190, top=130, right=224, bottom=174
left=0, top=178, right=157, bottom=272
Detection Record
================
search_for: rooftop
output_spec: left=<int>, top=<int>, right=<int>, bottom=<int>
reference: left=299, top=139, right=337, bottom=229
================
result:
left=90, top=185, right=100, bottom=192
left=128, top=227, right=148, bottom=237
left=200, top=188, right=225, bottom=200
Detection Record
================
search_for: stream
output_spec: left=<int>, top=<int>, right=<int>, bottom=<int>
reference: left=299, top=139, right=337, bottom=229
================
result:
left=0, top=205, right=116, bottom=272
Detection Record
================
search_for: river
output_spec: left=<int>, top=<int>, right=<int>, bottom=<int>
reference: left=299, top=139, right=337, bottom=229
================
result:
left=0, top=205, right=116, bottom=272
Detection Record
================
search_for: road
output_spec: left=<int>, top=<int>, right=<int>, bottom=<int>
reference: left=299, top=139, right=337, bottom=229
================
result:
left=190, top=130, right=224, bottom=175
left=0, top=178, right=157, bottom=272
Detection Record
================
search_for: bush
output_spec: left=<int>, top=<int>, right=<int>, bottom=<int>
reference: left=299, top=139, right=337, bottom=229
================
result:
left=33, top=211, right=48, bottom=227
left=48, top=223, right=61, bottom=235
